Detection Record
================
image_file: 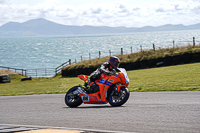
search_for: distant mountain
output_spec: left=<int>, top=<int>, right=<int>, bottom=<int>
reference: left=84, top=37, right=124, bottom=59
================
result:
left=0, top=18, right=199, bottom=37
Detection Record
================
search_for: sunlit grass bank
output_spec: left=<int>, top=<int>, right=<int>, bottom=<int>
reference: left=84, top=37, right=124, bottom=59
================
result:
left=64, top=44, right=200, bottom=70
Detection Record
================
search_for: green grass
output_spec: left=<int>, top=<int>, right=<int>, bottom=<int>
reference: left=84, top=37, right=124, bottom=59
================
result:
left=0, top=63, right=200, bottom=96
left=0, top=75, right=80, bottom=96
left=129, top=63, right=200, bottom=91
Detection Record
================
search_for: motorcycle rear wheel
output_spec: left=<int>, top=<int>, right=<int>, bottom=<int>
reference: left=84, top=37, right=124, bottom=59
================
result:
left=65, top=86, right=82, bottom=107
left=108, top=87, right=130, bottom=107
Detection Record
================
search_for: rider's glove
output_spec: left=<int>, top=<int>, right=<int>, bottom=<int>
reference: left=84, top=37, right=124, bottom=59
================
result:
left=111, top=69, right=116, bottom=75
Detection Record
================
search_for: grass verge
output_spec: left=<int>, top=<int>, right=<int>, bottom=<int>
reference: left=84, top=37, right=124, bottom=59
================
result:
left=0, top=75, right=80, bottom=96
left=129, top=62, right=200, bottom=91
left=0, top=62, right=200, bottom=96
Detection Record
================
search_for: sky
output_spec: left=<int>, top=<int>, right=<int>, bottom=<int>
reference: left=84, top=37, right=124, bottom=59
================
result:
left=0, top=0, right=200, bottom=27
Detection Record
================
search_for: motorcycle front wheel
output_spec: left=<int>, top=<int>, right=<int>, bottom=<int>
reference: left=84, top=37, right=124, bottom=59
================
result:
left=108, top=87, right=130, bottom=107
left=65, top=86, right=82, bottom=107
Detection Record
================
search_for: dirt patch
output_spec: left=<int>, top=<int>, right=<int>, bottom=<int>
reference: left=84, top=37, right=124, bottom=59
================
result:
left=0, top=70, right=19, bottom=75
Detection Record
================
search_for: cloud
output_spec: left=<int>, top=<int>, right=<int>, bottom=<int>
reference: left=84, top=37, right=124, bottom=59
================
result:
left=0, top=0, right=5, bottom=4
left=0, top=0, right=200, bottom=27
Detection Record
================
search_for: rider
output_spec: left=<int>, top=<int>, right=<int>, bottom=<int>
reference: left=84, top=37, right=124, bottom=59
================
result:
left=84, top=56, right=120, bottom=92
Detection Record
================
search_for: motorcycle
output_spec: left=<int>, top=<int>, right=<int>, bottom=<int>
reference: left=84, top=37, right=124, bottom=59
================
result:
left=65, top=68, right=130, bottom=107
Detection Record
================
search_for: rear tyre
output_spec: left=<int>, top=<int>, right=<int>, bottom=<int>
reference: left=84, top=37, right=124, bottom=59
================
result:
left=65, top=86, right=82, bottom=107
left=108, top=87, right=130, bottom=107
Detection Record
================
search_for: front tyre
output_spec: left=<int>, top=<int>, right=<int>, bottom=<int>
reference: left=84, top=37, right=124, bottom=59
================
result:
left=65, top=86, right=82, bottom=107
left=108, top=87, right=130, bottom=107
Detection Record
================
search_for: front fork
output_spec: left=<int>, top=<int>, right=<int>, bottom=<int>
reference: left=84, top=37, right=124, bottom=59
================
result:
left=116, top=84, right=126, bottom=93
left=111, top=84, right=126, bottom=96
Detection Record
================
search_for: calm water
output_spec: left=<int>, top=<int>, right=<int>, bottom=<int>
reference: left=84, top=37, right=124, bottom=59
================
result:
left=0, top=30, right=200, bottom=70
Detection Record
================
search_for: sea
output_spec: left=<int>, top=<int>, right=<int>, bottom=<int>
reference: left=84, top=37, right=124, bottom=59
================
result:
left=0, top=30, right=200, bottom=70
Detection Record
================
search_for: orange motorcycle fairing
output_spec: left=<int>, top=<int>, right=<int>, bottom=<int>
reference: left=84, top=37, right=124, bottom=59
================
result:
left=80, top=74, right=123, bottom=104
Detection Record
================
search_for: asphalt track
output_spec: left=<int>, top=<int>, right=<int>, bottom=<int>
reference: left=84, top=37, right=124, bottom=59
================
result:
left=0, top=91, right=200, bottom=133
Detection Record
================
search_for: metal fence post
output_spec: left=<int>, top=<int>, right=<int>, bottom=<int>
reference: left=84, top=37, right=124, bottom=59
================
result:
left=153, top=44, right=155, bottom=51
left=69, top=59, right=71, bottom=65
left=193, top=37, right=195, bottom=47
left=45, top=68, right=47, bottom=77
left=99, top=51, right=101, bottom=58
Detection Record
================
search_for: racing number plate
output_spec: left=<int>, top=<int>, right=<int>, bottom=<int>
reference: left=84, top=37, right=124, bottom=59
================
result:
left=82, top=96, right=89, bottom=102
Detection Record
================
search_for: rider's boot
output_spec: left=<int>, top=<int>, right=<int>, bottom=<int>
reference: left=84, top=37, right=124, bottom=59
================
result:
left=83, top=79, right=91, bottom=93
left=84, top=79, right=90, bottom=87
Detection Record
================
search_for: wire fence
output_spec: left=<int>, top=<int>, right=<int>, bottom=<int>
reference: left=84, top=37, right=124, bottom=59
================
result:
left=26, top=68, right=56, bottom=78
left=0, top=66, right=27, bottom=75
left=73, top=37, right=198, bottom=62
left=0, top=59, right=72, bottom=78
left=55, top=59, right=72, bottom=75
